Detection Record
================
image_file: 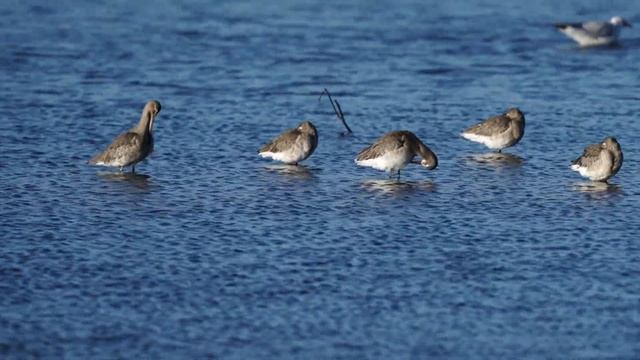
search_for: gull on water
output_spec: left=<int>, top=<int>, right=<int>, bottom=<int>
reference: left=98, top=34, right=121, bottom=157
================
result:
left=571, top=137, right=623, bottom=182
left=461, top=108, right=525, bottom=152
left=258, top=121, right=318, bottom=165
left=555, top=16, right=632, bottom=47
left=355, top=130, right=437, bottom=179
left=89, top=100, right=162, bottom=173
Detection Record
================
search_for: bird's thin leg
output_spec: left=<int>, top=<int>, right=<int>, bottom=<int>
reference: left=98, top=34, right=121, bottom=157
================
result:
left=396, top=170, right=401, bottom=181
left=131, top=165, right=135, bottom=173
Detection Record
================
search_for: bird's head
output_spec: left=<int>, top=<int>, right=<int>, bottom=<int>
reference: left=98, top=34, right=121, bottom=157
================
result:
left=297, top=121, right=317, bottom=135
left=610, top=16, right=632, bottom=27
left=602, top=137, right=621, bottom=151
left=145, top=100, right=161, bottom=117
left=505, top=108, right=525, bottom=122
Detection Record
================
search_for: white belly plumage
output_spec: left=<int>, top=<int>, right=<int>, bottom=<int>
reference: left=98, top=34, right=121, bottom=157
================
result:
left=461, top=131, right=513, bottom=150
left=571, top=152, right=613, bottom=181
left=96, top=156, right=138, bottom=167
left=561, top=28, right=616, bottom=47
left=95, top=159, right=129, bottom=167
left=571, top=164, right=611, bottom=181
left=259, top=138, right=312, bottom=164
left=355, top=148, right=413, bottom=172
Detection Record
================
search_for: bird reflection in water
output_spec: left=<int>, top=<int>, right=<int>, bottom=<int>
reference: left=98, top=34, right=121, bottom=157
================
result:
left=97, top=171, right=151, bottom=189
left=360, top=179, right=435, bottom=195
left=465, top=152, right=524, bottom=168
left=571, top=181, right=622, bottom=200
left=263, top=164, right=314, bottom=180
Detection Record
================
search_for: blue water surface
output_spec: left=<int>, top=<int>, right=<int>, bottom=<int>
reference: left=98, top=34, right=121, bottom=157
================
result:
left=1, top=0, right=639, bottom=358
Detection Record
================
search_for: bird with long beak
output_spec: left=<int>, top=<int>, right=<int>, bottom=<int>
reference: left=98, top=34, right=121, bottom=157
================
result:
left=355, top=130, right=437, bottom=179
left=89, top=100, right=161, bottom=173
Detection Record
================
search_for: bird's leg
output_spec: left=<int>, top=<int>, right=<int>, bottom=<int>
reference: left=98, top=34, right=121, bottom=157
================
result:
left=396, top=170, right=401, bottom=181
left=119, top=166, right=124, bottom=172
left=131, top=165, right=135, bottom=173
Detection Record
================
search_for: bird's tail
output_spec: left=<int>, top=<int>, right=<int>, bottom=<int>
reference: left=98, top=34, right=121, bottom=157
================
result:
left=88, top=152, right=103, bottom=165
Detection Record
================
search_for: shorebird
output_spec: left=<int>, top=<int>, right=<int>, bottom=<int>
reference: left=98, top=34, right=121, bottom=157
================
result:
left=571, top=137, right=623, bottom=182
left=258, top=121, right=318, bottom=165
left=555, top=16, right=632, bottom=47
left=89, top=100, right=161, bottom=173
left=461, top=108, right=525, bottom=152
left=355, top=130, right=437, bottom=179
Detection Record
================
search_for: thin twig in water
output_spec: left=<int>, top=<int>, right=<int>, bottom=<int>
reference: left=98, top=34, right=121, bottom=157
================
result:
left=318, top=89, right=340, bottom=119
left=333, top=100, right=352, bottom=133
left=319, top=88, right=353, bottom=134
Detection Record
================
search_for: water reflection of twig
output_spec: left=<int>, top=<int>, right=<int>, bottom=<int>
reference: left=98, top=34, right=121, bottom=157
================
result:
left=464, top=153, right=523, bottom=168
left=360, top=179, right=435, bottom=194
left=97, top=171, right=151, bottom=189
left=263, top=164, right=314, bottom=180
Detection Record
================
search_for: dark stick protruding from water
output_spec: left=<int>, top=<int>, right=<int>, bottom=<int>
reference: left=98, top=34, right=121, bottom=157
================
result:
left=319, top=88, right=353, bottom=134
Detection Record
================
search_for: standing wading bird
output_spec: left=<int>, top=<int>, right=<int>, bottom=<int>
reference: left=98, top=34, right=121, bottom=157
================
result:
left=555, top=16, right=632, bottom=47
left=89, top=100, right=161, bottom=173
left=571, top=137, right=623, bottom=182
left=258, top=121, right=318, bottom=165
left=355, top=131, right=437, bottom=179
left=461, top=108, right=525, bottom=153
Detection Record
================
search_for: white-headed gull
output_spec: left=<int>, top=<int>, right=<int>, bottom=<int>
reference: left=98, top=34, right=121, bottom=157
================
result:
left=555, top=16, right=632, bottom=47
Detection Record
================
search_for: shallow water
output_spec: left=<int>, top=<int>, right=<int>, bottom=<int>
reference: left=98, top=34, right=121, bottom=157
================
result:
left=1, top=0, right=640, bottom=358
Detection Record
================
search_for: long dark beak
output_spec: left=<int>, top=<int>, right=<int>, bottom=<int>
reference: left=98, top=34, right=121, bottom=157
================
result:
left=624, top=20, right=632, bottom=27
left=149, top=111, right=158, bottom=130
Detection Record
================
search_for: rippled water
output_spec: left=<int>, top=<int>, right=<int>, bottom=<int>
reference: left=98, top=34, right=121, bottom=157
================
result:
left=1, top=0, right=640, bottom=358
